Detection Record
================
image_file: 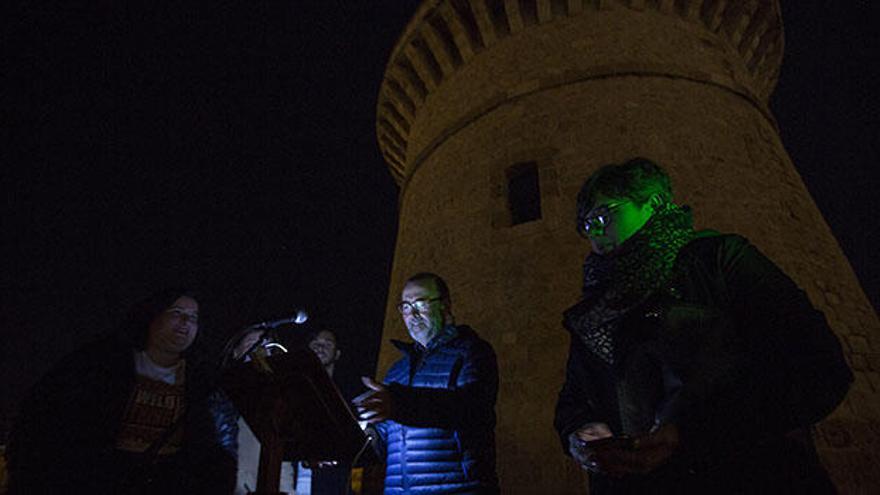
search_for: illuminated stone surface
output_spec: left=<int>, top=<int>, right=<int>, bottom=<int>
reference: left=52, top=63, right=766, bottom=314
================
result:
left=375, top=1, right=879, bottom=492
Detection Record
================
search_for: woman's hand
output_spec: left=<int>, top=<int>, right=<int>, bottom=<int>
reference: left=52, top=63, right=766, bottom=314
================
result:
left=568, top=422, right=614, bottom=470
left=570, top=423, right=680, bottom=477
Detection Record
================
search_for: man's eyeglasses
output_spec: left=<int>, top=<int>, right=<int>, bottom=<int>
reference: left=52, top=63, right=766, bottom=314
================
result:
left=578, top=202, right=627, bottom=237
left=397, top=297, right=442, bottom=314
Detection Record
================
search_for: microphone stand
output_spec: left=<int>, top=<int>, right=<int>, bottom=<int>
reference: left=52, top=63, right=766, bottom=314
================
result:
left=222, top=310, right=306, bottom=370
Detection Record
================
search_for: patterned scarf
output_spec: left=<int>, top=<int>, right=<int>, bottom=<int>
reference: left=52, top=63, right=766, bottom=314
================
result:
left=564, top=204, right=696, bottom=365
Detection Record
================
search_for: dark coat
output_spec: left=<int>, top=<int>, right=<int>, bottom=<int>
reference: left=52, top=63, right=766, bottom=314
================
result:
left=374, top=325, right=499, bottom=495
left=7, top=335, right=238, bottom=494
left=554, top=233, right=852, bottom=494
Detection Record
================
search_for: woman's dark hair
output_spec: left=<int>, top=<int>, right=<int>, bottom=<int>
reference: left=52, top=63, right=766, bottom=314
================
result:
left=118, top=287, right=199, bottom=351
left=576, top=157, right=673, bottom=224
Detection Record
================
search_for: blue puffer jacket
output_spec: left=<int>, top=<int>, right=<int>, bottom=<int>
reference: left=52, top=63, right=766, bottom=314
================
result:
left=374, top=325, right=499, bottom=494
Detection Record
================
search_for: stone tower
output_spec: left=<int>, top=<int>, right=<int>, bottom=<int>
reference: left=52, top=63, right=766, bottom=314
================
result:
left=374, top=1, right=879, bottom=493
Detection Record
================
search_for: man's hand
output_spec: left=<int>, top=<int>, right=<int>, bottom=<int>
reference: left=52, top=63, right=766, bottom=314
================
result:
left=353, top=376, right=394, bottom=424
left=574, top=423, right=680, bottom=478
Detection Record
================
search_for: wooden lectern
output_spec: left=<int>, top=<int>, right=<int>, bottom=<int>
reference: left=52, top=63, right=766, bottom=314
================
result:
left=222, top=346, right=367, bottom=495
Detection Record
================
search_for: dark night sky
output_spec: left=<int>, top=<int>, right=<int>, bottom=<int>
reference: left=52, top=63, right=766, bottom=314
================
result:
left=2, top=2, right=878, bottom=434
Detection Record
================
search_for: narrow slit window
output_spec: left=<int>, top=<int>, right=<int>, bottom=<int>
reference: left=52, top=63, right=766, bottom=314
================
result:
left=507, top=162, right=541, bottom=225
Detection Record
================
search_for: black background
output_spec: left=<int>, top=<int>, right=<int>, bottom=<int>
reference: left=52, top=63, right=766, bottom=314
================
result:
left=2, top=2, right=878, bottom=435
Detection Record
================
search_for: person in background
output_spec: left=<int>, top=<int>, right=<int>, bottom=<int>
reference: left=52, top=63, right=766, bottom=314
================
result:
left=230, top=326, right=354, bottom=495
left=554, top=158, right=852, bottom=494
left=355, top=272, right=499, bottom=495
left=294, top=328, right=355, bottom=495
left=7, top=288, right=238, bottom=494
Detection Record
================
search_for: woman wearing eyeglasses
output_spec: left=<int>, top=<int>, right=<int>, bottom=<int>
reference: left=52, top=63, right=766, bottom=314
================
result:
left=554, top=158, right=851, bottom=494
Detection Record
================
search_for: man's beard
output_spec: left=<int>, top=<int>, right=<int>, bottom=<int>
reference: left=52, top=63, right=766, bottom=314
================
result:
left=408, top=317, right=437, bottom=338
left=410, top=320, right=428, bottom=332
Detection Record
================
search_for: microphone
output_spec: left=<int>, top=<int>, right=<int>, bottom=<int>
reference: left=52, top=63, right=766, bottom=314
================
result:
left=249, top=309, right=309, bottom=330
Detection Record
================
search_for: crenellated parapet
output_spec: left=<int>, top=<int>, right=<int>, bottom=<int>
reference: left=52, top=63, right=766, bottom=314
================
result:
left=376, top=2, right=880, bottom=492
left=376, top=0, right=783, bottom=183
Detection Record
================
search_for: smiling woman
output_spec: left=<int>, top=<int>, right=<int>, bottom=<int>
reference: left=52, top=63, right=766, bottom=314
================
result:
left=145, top=295, right=200, bottom=367
left=6, top=288, right=239, bottom=494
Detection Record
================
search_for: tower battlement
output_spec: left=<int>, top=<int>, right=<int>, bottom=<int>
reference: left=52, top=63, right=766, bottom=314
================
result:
left=377, top=0, right=783, bottom=183
left=375, top=1, right=879, bottom=492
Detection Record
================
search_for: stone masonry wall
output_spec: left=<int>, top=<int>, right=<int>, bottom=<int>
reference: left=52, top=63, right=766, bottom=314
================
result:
left=376, top=1, right=880, bottom=493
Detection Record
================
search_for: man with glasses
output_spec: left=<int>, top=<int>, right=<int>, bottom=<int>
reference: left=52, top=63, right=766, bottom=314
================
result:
left=354, top=272, right=500, bottom=494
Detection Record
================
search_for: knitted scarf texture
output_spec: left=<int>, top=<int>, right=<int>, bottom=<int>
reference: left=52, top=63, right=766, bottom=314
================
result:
left=564, top=204, right=696, bottom=365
